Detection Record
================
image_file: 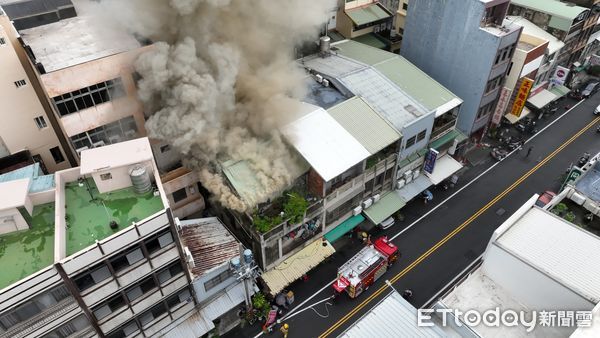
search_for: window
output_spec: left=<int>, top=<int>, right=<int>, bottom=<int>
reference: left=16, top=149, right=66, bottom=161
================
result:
left=204, top=269, right=234, bottom=292
left=160, top=144, right=171, bottom=153
left=167, top=288, right=191, bottom=309
left=74, top=264, right=111, bottom=292
left=100, top=173, right=112, bottom=180
left=52, top=77, right=125, bottom=116
left=416, top=130, right=427, bottom=142
left=34, top=116, right=47, bottom=129
left=145, top=230, right=174, bottom=255
left=0, top=37, right=5, bottom=45
left=49, top=146, right=65, bottom=164
left=172, top=187, right=187, bottom=203
left=107, top=320, right=139, bottom=338
left=405, top=135, right=417, bottom=148
left=157, top=262, right=184, bottom=285
left=93, top=294, right=126, bottom=321
left=43, top=315, right=89, bottom=338
left=110, top=246, right=145, bottom=273
left=402, top=3, right=408, bottom=11
left=139, top=303, right=167, bottom=327
left=126, top=276, right=157, bottom=302
left=485, top=75, right=503, bottom=94
left=477, top=100, right=497, bottom=120
left=14, top=79, right=26, bottom=88
left=69, top=116, right=137, bottom=152
left=0, top=285, right=71, bottom=330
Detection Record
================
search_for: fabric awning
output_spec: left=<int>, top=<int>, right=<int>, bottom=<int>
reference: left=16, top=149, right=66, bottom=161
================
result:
left=396, top=175, right=432, bottom=202
left=324, top=214, right=365, bottom=243
left=425, top=155, right=463, bottom=185
left=429, top=129, right=468, bottom=151
left=527, top=89, right=557, bottom=109
left=346, top=3, right=391, bottom=26
left=363, top=192, right=406, bottom=225
left=504, top=106, right=532, bottom=124
left=261, top=239, right=335, bottom=295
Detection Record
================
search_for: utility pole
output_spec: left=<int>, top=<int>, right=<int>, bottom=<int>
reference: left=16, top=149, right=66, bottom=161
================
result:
left=231, top=244, right=257, bottom=310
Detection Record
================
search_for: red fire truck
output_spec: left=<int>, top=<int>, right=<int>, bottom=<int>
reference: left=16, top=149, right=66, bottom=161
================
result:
left=332, top=236, right=399, bottom=298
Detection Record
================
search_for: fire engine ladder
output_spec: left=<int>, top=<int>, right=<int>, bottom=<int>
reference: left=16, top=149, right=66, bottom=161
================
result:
left=338, top=246, right=371, bottom=273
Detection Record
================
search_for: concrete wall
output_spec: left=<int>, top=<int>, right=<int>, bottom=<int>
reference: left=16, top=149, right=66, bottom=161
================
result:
left=29, top=188, right=55, bottom=205
left=402, top=0, right=520, bottom=135
left=0, top=14, right=70, bottom=173
left=91, top=160, right=153, bottom=194
left=161, top=169, right=205, bottom=219
left=0, top=207, right=29, bottom=234
left=192, top=264, right=237, bottom=303
left=400, top=113, right=434, bottom=159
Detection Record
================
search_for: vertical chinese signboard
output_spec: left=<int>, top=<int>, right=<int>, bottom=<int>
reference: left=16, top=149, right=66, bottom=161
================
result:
left=510, top=78, right=534, bottom=118
left=491, top=87, right=512, bottom=125
left=423, top=148, right=439, bottom=174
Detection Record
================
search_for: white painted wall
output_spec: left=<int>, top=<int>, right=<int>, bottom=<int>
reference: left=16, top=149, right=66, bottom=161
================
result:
left=91, top=160, right=153, bottom=194
left=0, top=207, right=28, bottom=234
left=192, top=263, right=237, bottom=303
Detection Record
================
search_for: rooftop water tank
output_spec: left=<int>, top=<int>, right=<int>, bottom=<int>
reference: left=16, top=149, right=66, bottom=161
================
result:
left=243, top=249, right=253, bottom=264
left=320, top=36, right=331, bottom=54
left=129, top=165, right=152, bottom=194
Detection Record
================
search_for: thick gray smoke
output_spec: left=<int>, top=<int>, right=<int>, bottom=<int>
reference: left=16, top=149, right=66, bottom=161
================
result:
left=77, top=0, right=328, bottom=211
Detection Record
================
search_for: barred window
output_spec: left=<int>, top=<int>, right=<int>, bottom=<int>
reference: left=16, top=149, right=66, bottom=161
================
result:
left=52, top=78, right=125, bottom=116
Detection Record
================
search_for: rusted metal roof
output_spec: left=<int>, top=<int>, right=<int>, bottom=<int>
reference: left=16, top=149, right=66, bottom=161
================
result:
left=179, top=217, right=240, bottom=278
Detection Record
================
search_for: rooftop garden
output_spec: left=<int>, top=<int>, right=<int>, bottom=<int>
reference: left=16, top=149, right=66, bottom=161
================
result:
left=550, top=200, right=600, bottom=237
left=252, top=192, right=309, bottom=233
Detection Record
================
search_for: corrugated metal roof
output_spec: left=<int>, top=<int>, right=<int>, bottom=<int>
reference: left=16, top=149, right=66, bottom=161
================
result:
left=345, top=3, right=391, bottom=26
left=281, top=105, right=370, bottom=182
left=164, top=310, right=214, bottom=338
left=510, top=0, right=588, bottom=22
left=179, top=218, right=240, bottom=278
left=333, top=41, right=461, bottom=112
left=222, top=159, right=268, bottom=207
left=328, top=96, right=401, bottom=154
left=202, top=281, right=251, bottom=320
left=496, top=208, right=600, bottom=303
left=339, top=291, right=446, bottom=338
left=1, top=0, right=72, bottom=19
left=261, top=239, right=335, bottom=295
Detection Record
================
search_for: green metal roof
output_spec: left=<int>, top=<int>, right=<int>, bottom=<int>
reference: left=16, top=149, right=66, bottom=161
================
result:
left=328, top=96, right=401, bottom=154
left=511, top=0, right=588, bottom=30
left=352, top=33, right=387, bottom=50
left=346, top=3, right=391, bottom=26
left=363, top=192, right=406, bottom=225
left=334, top=40, right=461, bottom=111
left=549, top=84, right=570, bottom=97
left=429, top=129, right=468, bottom=151
left=324, top=214, right=365, bottom=243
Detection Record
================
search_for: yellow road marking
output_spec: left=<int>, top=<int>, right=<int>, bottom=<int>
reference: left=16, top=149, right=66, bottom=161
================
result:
left=319, top=116, right=600, bottom=338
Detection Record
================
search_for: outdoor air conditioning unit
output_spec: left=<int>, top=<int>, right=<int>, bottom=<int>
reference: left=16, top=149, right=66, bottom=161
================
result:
left=76, top=146, right=89, bottom=154
left=183, top=247, right=195, bottom=268
left=413, top=170, right=421, bottom=179
left=362, top=198, right=373, bottom=209
left=397, top=179, right=406, bottom=189
left=315, top=74, right=323, bottom=83
left=92, top=141, right=105, bottom=148
left=404, top=170, right=413, bottom=183
left=372, top=194, right=381, bottom=203
left=353, top=205, right=363, bottom=216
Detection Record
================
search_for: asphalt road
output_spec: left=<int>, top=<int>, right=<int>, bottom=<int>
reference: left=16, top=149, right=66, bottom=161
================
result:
left=224, top=94, right=600, bottom=338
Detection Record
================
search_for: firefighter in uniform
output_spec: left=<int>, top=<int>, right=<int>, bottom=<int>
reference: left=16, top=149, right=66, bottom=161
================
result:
left=280, top=323, right=289, bottom=338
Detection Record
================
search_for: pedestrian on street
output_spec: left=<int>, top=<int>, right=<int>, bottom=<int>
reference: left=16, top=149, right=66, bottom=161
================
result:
left=526, top=146, right=533, bottom=158
left=280, top=323, right=289, bottom=338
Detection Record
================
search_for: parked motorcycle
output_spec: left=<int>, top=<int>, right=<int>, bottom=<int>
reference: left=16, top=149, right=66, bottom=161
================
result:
left=579, top=152, right=591, bottom=167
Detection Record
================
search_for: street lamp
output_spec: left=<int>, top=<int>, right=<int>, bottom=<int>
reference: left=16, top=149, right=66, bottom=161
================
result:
left=230, top=244, right=258, bottom=311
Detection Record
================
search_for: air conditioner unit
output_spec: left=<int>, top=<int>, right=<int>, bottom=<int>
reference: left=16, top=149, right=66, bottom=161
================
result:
left=76, top=146, right=89, bottom=154
left=404, top=170, right=413, bottom=183
left=372, top=194, right=381, bottom=203
left=353, top=205, right=363, bottom=216
left=413, top=170, right=420, bottom=179
left=315, top=74, right=323, bottom=83
left=183, top=247, right=195, bottom=268
left=397, top=179, right=406, bottom=189
left=362, top=198, right=373, bottom=209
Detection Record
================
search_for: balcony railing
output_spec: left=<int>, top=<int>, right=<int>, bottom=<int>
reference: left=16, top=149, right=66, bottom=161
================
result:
left=430, top=120, right=457, bottom=140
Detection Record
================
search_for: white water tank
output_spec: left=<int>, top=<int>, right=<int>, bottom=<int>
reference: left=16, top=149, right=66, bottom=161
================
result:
left=129, top=165, right=152, bottom=194
left=353, top=205, right=363, bottom=216
left=373, top=194, right=381, bottom=203
left=319, top=36, right=331, bottom=54
left=362, top=198, right=373, bottom=209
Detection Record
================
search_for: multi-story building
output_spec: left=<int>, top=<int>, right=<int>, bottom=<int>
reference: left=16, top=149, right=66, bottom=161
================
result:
left=436, top=194, right=600, bottom=337
left=0, top=6, right=75, bottom=173
left=493, top=25, right=549, bottom=125
left=0, top=138, right=197, bottom=338
left=402, top=0, right=522, bottom=138
left=18, top=17, right=150, bottom=161
left=508, top=0, right=592, bottom=68
left=394, top=0, right=409, bottom=42
left=218, top=41, right=464, bottom=295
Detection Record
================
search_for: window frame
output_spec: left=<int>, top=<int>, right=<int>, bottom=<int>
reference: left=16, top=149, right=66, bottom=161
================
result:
left=49, top=146, right=65, bottom=164
left=34, top=116, right=48, bottom=129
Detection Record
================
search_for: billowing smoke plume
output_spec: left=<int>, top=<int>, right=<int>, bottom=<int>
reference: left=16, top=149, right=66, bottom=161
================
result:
left=78, top=0, right=329, bottom=211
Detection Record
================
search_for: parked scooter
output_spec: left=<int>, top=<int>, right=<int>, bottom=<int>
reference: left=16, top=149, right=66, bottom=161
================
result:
left=579, top=152, right=591, bottom=167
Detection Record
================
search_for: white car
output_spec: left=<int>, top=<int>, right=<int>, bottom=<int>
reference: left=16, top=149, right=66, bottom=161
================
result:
left=595, top=104, right=600, bottom=115
left=379, top=217, right=395, bottom=229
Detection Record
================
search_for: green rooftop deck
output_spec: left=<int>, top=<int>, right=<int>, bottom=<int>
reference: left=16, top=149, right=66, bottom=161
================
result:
left=0, top=203, right=55, bottom=290
left=65, top=178, right=163, bottom=256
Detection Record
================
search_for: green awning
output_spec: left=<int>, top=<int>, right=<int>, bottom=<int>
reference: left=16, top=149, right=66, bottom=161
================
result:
left=363, top=192, right=406, bottom=225
left=429, top=129, right=468, bottom=151
left=549, top=84, right=570, bottom=98
left=324, top=214, right=365, bottom=243
left=346, top=3, right=391, bottom=26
